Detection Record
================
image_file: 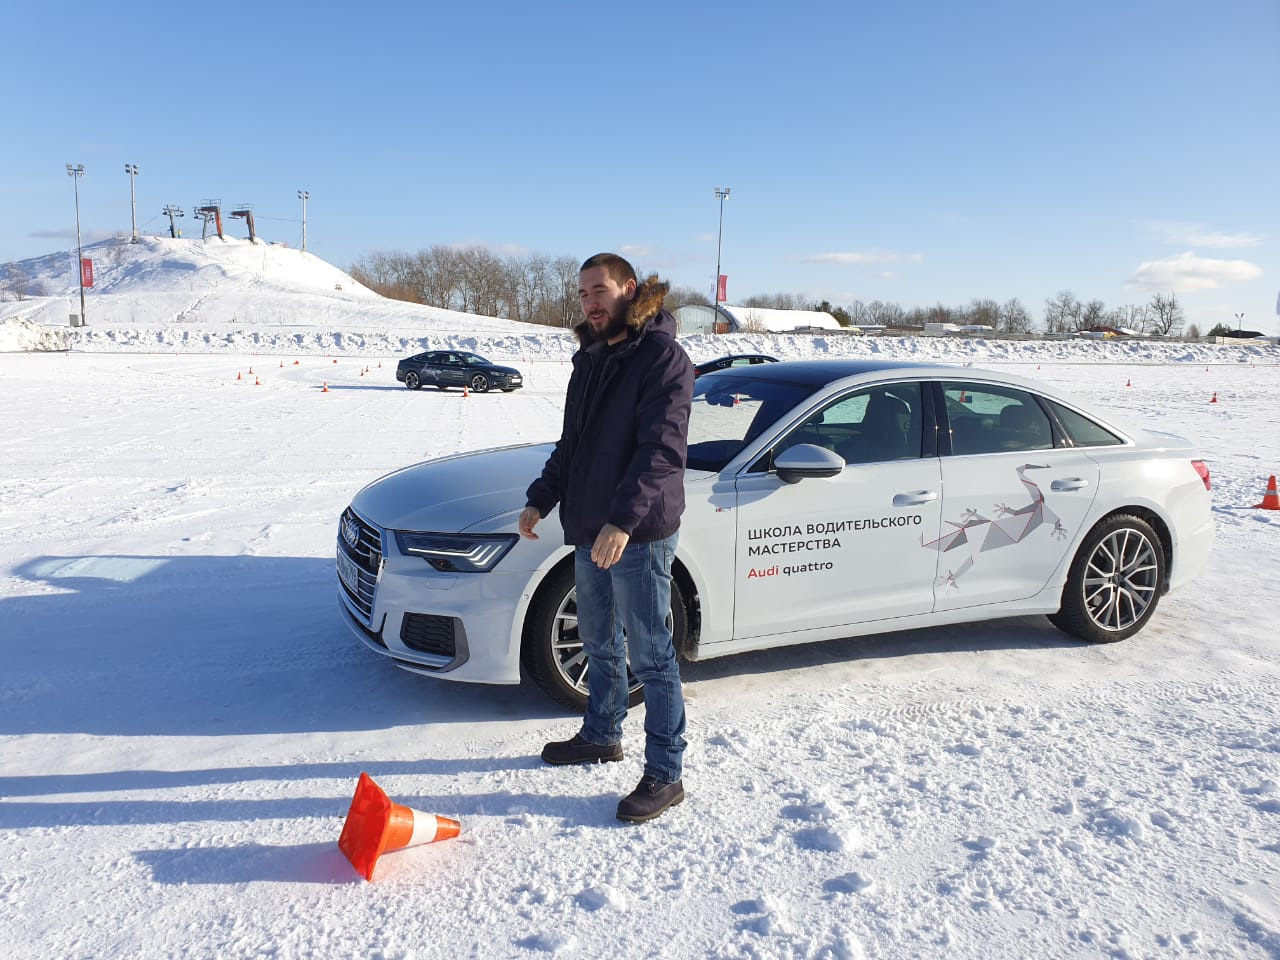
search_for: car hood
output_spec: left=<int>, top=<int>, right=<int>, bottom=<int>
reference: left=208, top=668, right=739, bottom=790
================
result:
left=351, top=443, right=553, bottom=532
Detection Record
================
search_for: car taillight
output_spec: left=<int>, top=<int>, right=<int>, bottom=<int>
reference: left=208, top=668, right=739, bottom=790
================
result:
left=1191, top=459, right=1211, bottom=491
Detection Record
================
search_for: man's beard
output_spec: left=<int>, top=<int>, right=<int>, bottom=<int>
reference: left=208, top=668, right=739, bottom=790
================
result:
left=590, top=302, right=629, bottom=342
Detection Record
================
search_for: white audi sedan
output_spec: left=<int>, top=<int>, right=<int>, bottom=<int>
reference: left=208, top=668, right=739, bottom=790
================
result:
left=337, top=360, right=1213, bottom=709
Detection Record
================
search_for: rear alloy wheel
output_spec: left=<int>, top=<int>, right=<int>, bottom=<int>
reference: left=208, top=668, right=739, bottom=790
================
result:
left=469, top=373, right=490, bottom=393
left=1048, top=513, right=1165, bottom=643
left=521, top=563, right=688, bottom=711
left=404, top=371, right=422, bottom=390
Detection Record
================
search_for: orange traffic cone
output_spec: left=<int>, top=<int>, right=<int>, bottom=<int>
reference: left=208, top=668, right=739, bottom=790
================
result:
left=248, top=367, right=254, bottom=375
left=333, top=358, right=338, bottom=364
left=1209, top=391, right=1218, bottom=403
left=463, top=385, right=469, bottom=398
left=1255, top=475, right=1280, bottom=510
left=236, top=371, right=242, bottom=381
left=254, top=376, right=261, bottom=386
left=1125, top=378, right=1132, bottom=387
left=294, top=359, right=300, bottom=366
left=338, top=773, right=460, bottom=881
left=279, top=361, right=284, bottom=368
left=322, top=381, right=329, bottom=393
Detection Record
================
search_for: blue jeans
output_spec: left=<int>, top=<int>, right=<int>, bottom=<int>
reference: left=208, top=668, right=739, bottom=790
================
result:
left=574, top=531, right=686, bottom=783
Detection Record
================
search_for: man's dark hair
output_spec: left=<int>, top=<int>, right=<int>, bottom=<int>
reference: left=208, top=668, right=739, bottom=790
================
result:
left=580, top=252, right=637, bottom=288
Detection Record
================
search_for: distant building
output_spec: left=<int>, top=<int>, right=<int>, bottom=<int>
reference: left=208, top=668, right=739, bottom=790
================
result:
left=674, top=304, right=842, bottom=335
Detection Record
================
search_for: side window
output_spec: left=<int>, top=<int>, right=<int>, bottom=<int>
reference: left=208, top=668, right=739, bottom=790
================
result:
left=1046, top=400, right=1123, bottom=447
left=943, top=383, right=1055, bottom=455
left=772, top=383, right=922, bottom=466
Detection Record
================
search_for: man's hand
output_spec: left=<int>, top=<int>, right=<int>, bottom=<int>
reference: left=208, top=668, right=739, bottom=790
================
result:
left=518, top=506, right=542, bottom=540
left=590, top=523, right=630, bottom=569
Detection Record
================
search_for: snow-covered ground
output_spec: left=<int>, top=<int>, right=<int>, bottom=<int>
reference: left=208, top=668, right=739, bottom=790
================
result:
left=2, top=240, right=1279, bottom=959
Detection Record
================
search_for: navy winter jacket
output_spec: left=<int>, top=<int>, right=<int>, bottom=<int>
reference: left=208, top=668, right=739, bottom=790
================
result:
left=526, top=279, right=694, bottom=546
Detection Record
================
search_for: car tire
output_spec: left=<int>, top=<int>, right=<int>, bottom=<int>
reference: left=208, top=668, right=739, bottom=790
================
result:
left=521, top=562, right=689, bottom=712
left=1047, top=513, right=1165, bottom=644
left=469, top=373, right=490, bottom=394
left=404, top=371, right=422, bottom=390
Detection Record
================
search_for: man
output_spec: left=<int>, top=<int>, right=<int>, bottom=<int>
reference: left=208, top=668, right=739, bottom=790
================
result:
left=519, top=252, right=694, bottom=823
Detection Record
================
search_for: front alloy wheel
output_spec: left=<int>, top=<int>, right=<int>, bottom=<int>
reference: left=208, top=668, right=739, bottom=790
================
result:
left=521, top=563, right=688, bottom=711
left=469, top=373, right=490, bottom=393
left=1048, top=513, right=1165, bottom=643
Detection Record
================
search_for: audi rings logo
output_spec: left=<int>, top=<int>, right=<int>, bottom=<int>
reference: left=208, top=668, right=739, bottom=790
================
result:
left=341, top=514, right=362, bottom=551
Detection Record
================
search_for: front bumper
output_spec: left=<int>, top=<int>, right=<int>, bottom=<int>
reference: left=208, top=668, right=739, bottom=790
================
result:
left=336, top=507, right=526, bottom=685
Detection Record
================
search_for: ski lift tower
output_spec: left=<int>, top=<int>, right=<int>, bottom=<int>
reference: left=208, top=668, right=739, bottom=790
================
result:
left=195, top=199, right=223, bottom=240
left=163, top=205, right=184, bottom=238
left=229, top=203, right=257, bottom=243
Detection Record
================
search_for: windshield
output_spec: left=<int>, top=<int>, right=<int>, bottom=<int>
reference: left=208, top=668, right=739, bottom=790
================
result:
left=686, top=373, right=815, bottom=471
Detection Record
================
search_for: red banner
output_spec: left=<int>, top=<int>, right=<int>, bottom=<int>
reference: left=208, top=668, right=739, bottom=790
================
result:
left=80, top=258, right=94, bottom=288
left=716, top=274, right=727, bottom=303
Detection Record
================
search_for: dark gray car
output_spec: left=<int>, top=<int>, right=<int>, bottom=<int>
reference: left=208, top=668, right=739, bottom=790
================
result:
left=395, top=351, right=524, bottom=393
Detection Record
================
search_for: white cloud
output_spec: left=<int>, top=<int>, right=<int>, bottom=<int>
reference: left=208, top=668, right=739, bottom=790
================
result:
left=1129, top=251, right=1263, bottom=292
left=1144, top=221, right=1262, bottom=249
left=803, top=250, right=924, bottom=265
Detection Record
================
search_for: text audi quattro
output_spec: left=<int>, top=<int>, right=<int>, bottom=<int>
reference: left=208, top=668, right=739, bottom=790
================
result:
left=337, top=359, right=1213, bottom=709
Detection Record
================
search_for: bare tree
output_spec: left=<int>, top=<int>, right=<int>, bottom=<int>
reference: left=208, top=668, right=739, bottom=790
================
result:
left=1, top=264, right=38, bottom=301
left=1148, top=291, right=1184, bottom=338
left=552, top=256, right=580, bottom=328
left=742, top=292, right=805, bottom=309
left=1184, top=323, right=1201, bottom=341
left=665, top=286, right=709, bottom=318
left=967, top=298, right=1000, bottom=328
left=1080, top=299, right=1107, bottom=331
left=1043, top=290, right=1081, bottom=334
left=866, top=300, right=905, bottom=327
left=999, top=297, right=1034, bottom=334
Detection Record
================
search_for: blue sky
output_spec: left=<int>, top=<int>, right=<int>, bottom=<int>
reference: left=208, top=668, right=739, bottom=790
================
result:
left=4, top=0, right=1276, bottom=331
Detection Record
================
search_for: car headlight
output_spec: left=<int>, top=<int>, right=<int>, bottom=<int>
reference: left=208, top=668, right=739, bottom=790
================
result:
left=394, top=532, right=518, bottom=573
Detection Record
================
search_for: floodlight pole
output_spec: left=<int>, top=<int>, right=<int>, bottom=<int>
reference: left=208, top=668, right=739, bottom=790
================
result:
left=714, top=187, right=730, bottom=322
left=66, top=163, right=86, bottom=325
left=298, top=189, right=309, bottom=251
left=125, top=163, right=139, bottom=242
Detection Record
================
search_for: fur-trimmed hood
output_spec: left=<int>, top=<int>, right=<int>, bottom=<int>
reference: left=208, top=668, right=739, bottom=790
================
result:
left=573, top=274, right=671, bottom=347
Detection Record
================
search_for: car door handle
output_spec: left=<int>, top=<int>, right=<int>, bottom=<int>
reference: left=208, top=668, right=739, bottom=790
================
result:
left=1050, top=478, right=1090, bottom=491
left=893, top=490, right=939, bottom=506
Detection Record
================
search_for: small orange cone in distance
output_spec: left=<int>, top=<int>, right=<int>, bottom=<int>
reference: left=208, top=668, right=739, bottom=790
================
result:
left=254, top=376, right=261, bottom=386
left=1210, top=391, right=1218, bottom=403
left=1255, top=475, right=1280, bottom=511
left=1125, top=378, right=1131, bottom=387
left=236, top=371, right=242, bottom=381
left=338, top=773, right=460, bottom=881
left=322, top=381, right=329, bottom=393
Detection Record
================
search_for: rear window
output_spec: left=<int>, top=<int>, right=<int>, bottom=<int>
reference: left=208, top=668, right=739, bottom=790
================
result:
left=1046, top=400, right=1123, bottom=447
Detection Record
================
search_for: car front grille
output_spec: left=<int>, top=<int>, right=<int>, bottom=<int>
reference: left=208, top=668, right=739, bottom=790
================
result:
left=400, top=613, right=458, bottom=658
left=337, top=507, right=381, bottom=623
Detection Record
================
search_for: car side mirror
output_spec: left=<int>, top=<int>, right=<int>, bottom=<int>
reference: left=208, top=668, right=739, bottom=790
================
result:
left=774, top=444, right=845, bottom=484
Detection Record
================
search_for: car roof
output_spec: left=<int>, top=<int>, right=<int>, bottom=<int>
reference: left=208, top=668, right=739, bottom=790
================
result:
left=704, top=358, right=939, bottom=388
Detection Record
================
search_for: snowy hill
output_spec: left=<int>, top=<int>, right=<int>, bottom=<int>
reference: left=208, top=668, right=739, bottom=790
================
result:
left=0, top=236, right=553, bottom=352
